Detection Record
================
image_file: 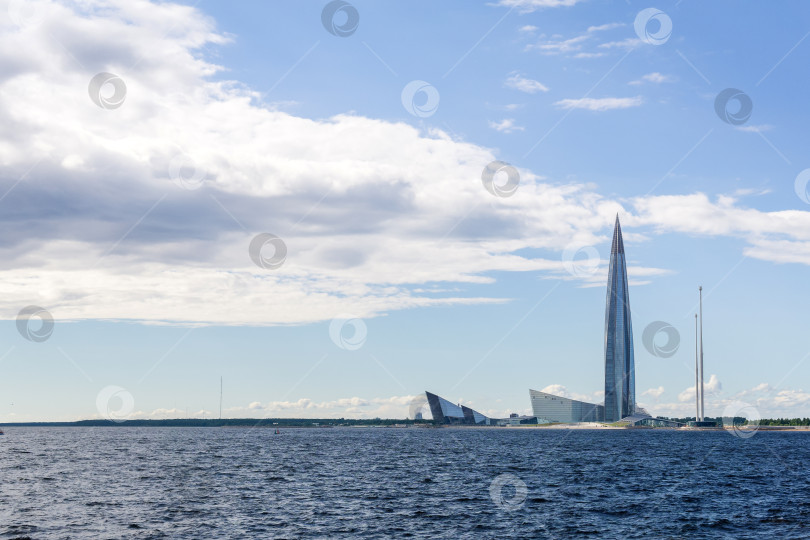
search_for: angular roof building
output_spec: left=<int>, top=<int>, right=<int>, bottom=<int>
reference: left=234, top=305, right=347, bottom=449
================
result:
left=603, top=215, right=636, bottom=422
left=425, top=391, right=491, bottom=425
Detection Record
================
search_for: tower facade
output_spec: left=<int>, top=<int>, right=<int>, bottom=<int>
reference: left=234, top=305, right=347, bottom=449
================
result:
left=603, top=216, right=635, bottom=422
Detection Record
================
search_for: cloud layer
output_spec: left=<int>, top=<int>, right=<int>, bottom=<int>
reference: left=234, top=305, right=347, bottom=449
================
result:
left=0, top=0, right=808, bottom=328
left=0, top=0, right=630, bottom=325
left=641, top=378, right=810, bottom=420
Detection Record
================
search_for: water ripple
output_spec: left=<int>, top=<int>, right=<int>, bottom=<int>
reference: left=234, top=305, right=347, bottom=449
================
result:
left=0, top=427, right=808, bottom=538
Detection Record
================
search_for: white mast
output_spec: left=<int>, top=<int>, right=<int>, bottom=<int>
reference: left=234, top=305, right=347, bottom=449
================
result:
left=695, top=313, right=699, bottom=423
left=699, top=286, right=705, bottom=422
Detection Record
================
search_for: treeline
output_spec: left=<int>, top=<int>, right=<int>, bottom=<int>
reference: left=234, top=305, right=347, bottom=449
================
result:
left=665, top=416, right=733, bottom=425
left=758, top=418, right=810, bottom=426
left=0, top=418, right=434, bottom=428
left=663, top=416, right=810, bottom=426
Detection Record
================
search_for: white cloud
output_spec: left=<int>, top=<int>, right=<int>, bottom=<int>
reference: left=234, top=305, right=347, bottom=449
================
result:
left=744, top=238, right=810, bottom=265
left=677, top=374, right=722, bottom=403
left=629, top=72, right=675, bottom=85
left=89, top=407, right=213, bottom=421
left=540, top=384, right=599, bottom=403
left=527, top=33, right=589, bottom=55
left=0, top=0, right=637, bottom=325
left=519, top=25, right=538, bottom=33
left=771, top=389, right=810, bottom=407
left=650, top=381, right=810, bottom=419
left=735, top=124, right=774, bottom=133
left=632, top=193, right=810, bottom=265
left=733, top=188, right=771, bottom=197
left=84, top=395, right=422, bottom=421
left=223, top=395, right=417, bottom=419
left=642, top=386, right=665, bottom=399
left=526, top=23, right=627, bottom=57
left=598, top=38, right=643, bottom=50
left=554, top=96, right=643, bottom=111
left=540, top=384, right=569, bottom=396
left=497, top=0, right=583, bottom=11
left=727, top=383, right=810, bottom=417
left=504, top=72, right=549, bottom=93
left=484, top=407, right=533, bottom=418
left=489, top=118, right=524, bottom=133
left=587, top=23, right=624, bottom=33
left=0, top=0, right=809, bottom=329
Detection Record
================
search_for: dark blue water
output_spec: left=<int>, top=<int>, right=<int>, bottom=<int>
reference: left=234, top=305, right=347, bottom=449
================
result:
left=1, top=427, right=808, bottom=539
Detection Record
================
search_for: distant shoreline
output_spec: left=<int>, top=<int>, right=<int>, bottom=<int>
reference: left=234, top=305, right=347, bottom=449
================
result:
left=0, top=418, right=808, bottom=431
left=0, top=418, right=430, bottom=428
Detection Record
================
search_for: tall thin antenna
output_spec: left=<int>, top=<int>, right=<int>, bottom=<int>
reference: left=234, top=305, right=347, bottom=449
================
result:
left=699, top=286, right=705, bottom=422
left=219, top=376, right=223, bottom=420
left=695, top=313, right=699, bottom=423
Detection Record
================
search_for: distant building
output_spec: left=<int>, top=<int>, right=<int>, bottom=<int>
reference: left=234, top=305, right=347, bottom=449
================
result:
left=500, top=415, right=538, bottom=426
left=414, top=412, right=423, bottom=420
left=423, top=391, right=542, bottom=425
left=425, top=391, right=491, bottom=425
left=529, top=216, right=640, bottom=424
left=603, top=215, right=636, bottom=422
left=529, top=389, right=604, bottom=423
left=687, top=420, right=717, bottom=428
left=425, top=218, right=653, bottom=426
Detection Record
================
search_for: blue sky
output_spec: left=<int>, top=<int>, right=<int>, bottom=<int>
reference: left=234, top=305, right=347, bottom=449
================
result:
left=1, top=0, right=810, bottom=422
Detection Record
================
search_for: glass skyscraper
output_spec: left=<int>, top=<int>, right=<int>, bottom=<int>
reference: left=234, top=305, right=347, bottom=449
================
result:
left=603, top=216, right=635, bottom=422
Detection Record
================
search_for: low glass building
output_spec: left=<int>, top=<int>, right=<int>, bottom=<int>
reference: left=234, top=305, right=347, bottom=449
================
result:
left=529, top=389, right=605, bottom=423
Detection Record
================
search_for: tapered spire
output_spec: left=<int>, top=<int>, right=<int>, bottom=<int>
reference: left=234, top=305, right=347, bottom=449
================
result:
left=611, top=214, right=625, bottom=255
left=604, top=215, right=635, bottom=422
